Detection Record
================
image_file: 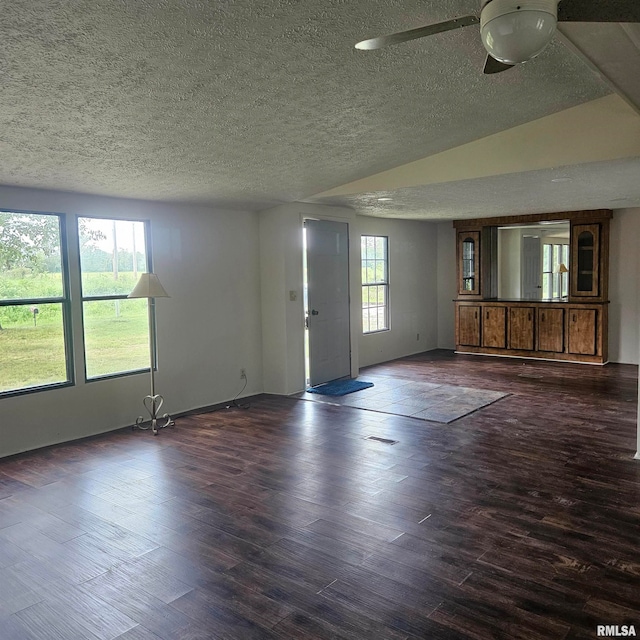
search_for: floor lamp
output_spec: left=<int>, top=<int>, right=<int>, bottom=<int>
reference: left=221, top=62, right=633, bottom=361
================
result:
left=128, top=273, right=174, bottom=435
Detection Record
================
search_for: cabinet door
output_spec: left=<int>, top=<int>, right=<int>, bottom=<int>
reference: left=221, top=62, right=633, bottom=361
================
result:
left=457, top=231, right=480, bottom=296
left=537, top=308, right=564, bottom=353
left=571, top=224, right=600, bottom=297
left=458, top=306, right=480, bottom=346
left=482, top=306, right=506, bottom=348
left=509, top=307, right=534, bottom=350
left=568, top=308, right=597, bottom=355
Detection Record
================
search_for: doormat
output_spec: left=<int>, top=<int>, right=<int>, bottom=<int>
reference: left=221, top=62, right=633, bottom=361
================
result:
left=307, top=379, right=374, bottom=396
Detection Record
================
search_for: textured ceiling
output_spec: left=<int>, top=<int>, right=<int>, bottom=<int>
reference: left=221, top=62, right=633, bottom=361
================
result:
left=311, top=157, right=640, bottom=220
left=0, top=0, right=616, bottom=214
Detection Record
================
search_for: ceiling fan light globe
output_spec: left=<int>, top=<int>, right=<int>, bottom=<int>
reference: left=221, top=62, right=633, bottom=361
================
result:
left=480, top=0, right=557, bottom=65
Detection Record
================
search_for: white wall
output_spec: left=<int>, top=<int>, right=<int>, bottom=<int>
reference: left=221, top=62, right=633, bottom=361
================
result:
left=356, top=216, right=439, bottom=368
left=609, top=208, right=640, bottom=364
left=258, top=207, right=441, bottom=391
left=498, top=228, right=522, bottom=299
left=437, top=222, right=456, bottom=349
left=260, top=202, right=359, bottom=396
left=0, top=185, right=263, bottom=457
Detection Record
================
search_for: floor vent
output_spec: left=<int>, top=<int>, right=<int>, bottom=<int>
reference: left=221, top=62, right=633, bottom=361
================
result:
left=364, top=436, right=398, bottom=445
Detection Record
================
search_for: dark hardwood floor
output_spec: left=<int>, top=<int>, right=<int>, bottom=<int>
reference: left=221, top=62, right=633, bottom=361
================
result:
left=0, top=350, right=639, bottom=639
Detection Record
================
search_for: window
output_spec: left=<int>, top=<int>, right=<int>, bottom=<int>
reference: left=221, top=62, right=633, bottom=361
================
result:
left=542, top=244, right=552, bottom=298
left=0, top=211, right=72, bottom=395
left=78, top=217, right=150, bottom=379
left=542, top=243, right=569, bottom=299
left=361, top=235, right=389, bottom=333
left=561, top=243, right=569, bottom=297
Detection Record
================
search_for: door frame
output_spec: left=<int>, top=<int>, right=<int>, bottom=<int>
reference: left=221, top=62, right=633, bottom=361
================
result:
left=302, top=213, right=359, bottom=389
left=521, top=235, right=542, bottom=300
left=304, top=218, right=352, bottom=387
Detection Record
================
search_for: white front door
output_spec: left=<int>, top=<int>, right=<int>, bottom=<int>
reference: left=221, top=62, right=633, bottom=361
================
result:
left=305, top=219, right=351, bottom=387
left=521, top=235, right=542, bottom=299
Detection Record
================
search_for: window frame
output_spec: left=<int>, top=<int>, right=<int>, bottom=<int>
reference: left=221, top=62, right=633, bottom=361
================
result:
left=0, top=209, right=74, bottom=398
left=542, top=242, right=569, bottom=299
left=361, top=235, right=390, bottom=335
left=542, top=242, right=552, bottom=299
left=77, top=215, right=154, bottom=382
left=561, top=244, right=569, bottom=298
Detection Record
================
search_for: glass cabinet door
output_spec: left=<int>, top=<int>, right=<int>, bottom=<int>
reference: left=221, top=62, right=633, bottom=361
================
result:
left=571, top=224, right=600, bottom=297
left=458, top=231, right=480, bottom=295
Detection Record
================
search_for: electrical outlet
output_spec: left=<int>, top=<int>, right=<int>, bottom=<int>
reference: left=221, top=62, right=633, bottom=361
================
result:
left=240, top=368, right=246, bottom=379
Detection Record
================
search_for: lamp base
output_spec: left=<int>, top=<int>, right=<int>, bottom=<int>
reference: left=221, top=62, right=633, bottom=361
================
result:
left=133, top=394, right=175, bottom=435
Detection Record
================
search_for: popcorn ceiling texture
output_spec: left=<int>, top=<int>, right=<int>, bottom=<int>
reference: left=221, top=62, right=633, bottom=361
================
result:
left=0, top=0, right=609, bottom=210
left=313, top=158, right=640, bottom=220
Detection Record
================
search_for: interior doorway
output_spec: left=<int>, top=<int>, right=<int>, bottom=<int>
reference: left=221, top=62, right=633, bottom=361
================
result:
left=521, top=235, right=542, bottom=299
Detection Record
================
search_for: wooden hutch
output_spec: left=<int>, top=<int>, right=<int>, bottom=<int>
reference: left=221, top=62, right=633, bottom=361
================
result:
left=454, top=209, right=611, bottom=364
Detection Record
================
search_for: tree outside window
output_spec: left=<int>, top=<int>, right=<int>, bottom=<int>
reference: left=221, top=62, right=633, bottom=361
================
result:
left=78, top=217, right=151, bottom=379
left=0, top=211, right=71, bottom=395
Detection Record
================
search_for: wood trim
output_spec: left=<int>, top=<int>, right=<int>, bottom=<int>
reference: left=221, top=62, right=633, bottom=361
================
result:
left=599, top=216, right=610, bottom=303
left=454, top=346, right=607, bottom=364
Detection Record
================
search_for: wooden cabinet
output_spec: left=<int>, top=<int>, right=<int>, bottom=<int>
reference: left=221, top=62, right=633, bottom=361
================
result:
left=509, top=307, right=535, bottom=350
left=458, top=305, right=480, bottom=346
left=457, top=231, right=480, bottom=296
left=455, top=301, right=607, bottom=364
left=482, top=307, right=506, bottom=348
left=537, top=308, right=564, bottom=353
left=568, top=308, right=597, bottom=355
left=453, top=210, right=610, bottom=365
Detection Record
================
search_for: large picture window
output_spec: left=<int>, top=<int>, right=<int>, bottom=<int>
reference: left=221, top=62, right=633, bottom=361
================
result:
left=0, top=211, right=71, bottom=395
left=78, top=217, right=150, bottom=379
left=361, top=235, right=389, bottom=334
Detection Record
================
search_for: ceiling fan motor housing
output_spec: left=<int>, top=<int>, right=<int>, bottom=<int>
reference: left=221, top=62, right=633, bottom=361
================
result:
left=481, top=0, right=558, bottom=64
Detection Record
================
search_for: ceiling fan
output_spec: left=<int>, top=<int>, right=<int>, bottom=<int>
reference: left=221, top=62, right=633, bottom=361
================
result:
left=355, top=0, right=640, bottom=75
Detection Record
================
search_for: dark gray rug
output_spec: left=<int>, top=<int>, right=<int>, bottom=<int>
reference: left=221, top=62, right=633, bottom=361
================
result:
left=302, top=375, right=509, bottom=423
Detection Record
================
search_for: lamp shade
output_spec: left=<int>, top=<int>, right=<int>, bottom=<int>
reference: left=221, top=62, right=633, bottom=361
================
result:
left=558, top=263, right=569, bottom=274
left=128, top=273, right=170, bottom=299
left=480, top=0, right=557, bottom=65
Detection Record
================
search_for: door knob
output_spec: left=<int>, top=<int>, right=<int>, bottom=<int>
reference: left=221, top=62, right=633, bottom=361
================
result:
left=311, top=309, right=319, bottom=316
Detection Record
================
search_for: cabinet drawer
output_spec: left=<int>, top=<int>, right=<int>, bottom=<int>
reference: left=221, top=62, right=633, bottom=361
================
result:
left=568, top=308, right=597, bottom=355
left=509, top=307, right=534, bottom=350
left=537, top=308, right=564, bottom=353
left=482, top=307, right=506, bottom=349
left=458, top=306, right=480, bottom=346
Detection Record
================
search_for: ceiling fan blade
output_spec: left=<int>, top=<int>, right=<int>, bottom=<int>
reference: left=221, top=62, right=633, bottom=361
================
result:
left=557, top=0, right=640, bottom=22
left=483, top=54, right=514, bottom=75
left=355, top=15, right=479, bottom=50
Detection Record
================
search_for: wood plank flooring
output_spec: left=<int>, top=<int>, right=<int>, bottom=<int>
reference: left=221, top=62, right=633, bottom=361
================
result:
left=0, top=350, right=638, bottom=639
